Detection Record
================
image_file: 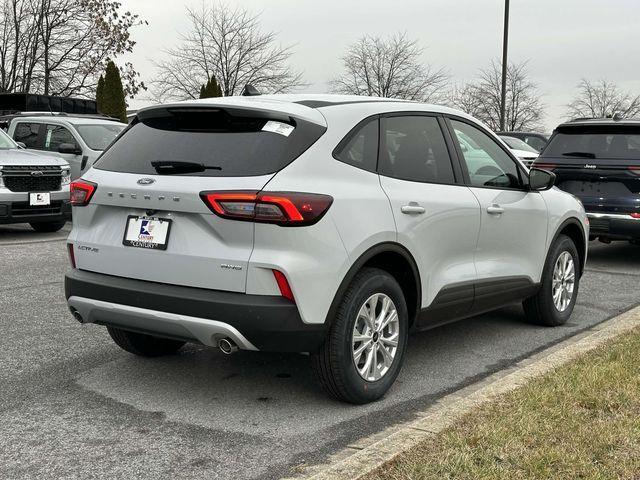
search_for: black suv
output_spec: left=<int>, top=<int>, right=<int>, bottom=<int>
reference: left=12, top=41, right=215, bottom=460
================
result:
left=534, top=118, right=640, bottom=243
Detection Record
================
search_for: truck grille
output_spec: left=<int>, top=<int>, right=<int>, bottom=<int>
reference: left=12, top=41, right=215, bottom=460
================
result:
left=1, top=166, right=62, bottom=192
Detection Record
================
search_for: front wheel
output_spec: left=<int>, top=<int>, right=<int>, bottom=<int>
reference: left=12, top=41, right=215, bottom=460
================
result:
left=30, top=221, right=66, bottom=233
left=312, top=268, right=409, bottom=404
left=523, top=234, right=580, bottom=326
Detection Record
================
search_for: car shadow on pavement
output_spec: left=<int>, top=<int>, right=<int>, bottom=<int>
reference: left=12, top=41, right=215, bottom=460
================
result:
left=0, top=222, right=71, bottom=243
left=74, top=309, right=555, bottom=439
left=587, top=240, right=640, bottom=272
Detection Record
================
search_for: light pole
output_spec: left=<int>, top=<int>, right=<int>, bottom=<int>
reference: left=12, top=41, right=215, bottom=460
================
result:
left=499, top=0, right=510, bottom=131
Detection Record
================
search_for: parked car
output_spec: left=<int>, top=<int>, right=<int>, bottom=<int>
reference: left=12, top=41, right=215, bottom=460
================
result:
left=6, top=114, right=126, bottom=180
left=533, top=117, right=640, bottom=244
left=0, top=127, right=71, bottom=232
left=65, top=94, right=588, bottom=403
left=499, top=135, right=540, bottom=167
left=497, top=131, right=549, bottom=152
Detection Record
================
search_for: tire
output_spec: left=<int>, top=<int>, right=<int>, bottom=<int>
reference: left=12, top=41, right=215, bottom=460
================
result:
left=312, top=267, right=409, bottom=404
left=523, top=234, right=580, bottom=326
left=107, top=326, right=185, bottom=357
left=30, top=221, right=66, bottom=233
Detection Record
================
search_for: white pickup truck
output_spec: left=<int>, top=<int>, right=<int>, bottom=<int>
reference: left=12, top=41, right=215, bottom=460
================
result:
left=6, top=114, right=126, bottom=179
left=0, top=127, right=71, bottom=232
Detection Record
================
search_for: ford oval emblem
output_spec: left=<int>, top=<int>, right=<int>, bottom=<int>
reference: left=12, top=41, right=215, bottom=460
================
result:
left=137, top=178, right=155, bottom=185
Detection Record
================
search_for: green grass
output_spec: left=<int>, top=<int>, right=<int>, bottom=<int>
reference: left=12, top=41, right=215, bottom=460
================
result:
left=369, top=328, right=640, bottom=480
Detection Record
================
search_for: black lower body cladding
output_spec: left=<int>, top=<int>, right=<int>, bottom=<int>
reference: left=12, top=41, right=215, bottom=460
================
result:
left=64, top=269, right=328, bottom=352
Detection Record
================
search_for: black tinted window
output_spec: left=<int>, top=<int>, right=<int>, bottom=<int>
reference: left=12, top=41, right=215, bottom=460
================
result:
left=13, top=122, right=41, bottom=148
left=379, top=116, right=455, bottom=184
left=543, top=125, right=640, bottom=159
left=44, top=125, right=78, bottom=152
left=96, top=108, right=326, bottom=177
left=334, top=118, right=378, bottom=172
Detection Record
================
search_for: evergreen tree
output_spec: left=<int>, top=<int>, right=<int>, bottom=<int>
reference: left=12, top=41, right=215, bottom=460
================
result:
left=96, top=75, right=105, bottom=112
left=101, top=60, right=127, bottom=122
left=200, top=76, right=222, bottom=98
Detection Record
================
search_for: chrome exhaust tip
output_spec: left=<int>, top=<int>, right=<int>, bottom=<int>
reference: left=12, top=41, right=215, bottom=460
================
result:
left=69, top=307, right=84, bottom=323
left=218, top=338, right=239, bottom=355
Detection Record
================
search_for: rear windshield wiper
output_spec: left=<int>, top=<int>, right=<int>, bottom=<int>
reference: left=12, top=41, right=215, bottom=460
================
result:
left=561, top=151, right=597, bottom=159
left=151, top=161, right=222, bottom=174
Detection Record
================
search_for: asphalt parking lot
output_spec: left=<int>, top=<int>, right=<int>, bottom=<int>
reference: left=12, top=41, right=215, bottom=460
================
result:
left=2, top=224, right=639, bottom=480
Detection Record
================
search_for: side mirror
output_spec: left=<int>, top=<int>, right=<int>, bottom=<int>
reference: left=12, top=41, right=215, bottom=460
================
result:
left=16, top=141, right=26, bottom=149
left=528, top=167, right=556, bottom=191
left=58, top=143, right=82, bottom=155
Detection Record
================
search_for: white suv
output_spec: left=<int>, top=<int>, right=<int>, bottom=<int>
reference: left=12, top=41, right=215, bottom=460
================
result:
left=65, top=95, right=588, bottom=403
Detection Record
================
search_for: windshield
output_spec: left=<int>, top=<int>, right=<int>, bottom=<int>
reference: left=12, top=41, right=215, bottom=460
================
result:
left=500, top=136, right=538, bottom=153
left=0, top=128, right=17, bottom=150
left=76, top=124, right=126, bottom=150
left=543, top=125, right=640, bottom=160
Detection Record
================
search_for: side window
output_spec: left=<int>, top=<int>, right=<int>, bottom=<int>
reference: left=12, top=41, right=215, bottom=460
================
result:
left=13, top=122, right=41, bottom=148
left=379, top=116, right=455, bottom=184
left=450, top=120, right=522, bottom=189
left=525, top=136, right=546, bottom=152
left=334, top=118, right=378, bottom=172
left=44, top=124, right=77, bottom=152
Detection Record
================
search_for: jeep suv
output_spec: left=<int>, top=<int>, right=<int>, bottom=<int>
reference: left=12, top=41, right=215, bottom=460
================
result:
left=65, top=95, right=588, bottom=403
left=0, top=127, right=71, bottom=232
left=534, top=118, right=640, bottom=243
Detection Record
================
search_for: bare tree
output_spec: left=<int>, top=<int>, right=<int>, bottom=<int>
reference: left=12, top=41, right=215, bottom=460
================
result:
left=566, top=79, right=640, bottom=119
left=0, top=0, right=144, bottom=99
left=330, top=32, right=448, bottom=102
left=449, top=60, right=544, bottom=131
left=152, top=2, right=304, bottom=101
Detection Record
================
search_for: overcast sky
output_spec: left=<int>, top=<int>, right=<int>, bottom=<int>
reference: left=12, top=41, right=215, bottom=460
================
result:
left=119, top=0, right=640, bottom=131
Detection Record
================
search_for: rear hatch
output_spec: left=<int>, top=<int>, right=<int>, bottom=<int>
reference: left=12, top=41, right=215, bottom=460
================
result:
left=73, top=102, right=326, bottom=293
left=536, top=123, right=640, bottom=214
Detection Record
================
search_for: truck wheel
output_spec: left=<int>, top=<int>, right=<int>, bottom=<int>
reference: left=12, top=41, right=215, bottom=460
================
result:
left=30, top=221, right=66, bottom=233
left=523, top=234, right=580, bottom=326
left=312, top=268, right=408, bottom=404
left=107, top=326, right=185, bottom=357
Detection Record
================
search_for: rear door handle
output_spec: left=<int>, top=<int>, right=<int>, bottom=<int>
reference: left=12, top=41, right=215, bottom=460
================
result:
left=486, top=204, right=505, bottom=215
left=401, top=203, right=426, bottom=215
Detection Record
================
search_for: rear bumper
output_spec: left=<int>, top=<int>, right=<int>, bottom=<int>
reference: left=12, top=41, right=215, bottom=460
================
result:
left=64, top=269, right=328, bottom=353
left=587, top=212, right=640, bottom=239
left=0, top=196, right=71, bottom=224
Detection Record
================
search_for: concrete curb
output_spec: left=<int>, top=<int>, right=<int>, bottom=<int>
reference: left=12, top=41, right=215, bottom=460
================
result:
left=290, top=306, right=640, bottom=480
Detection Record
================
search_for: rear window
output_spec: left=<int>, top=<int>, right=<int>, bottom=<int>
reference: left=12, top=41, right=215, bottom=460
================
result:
left=95, top=107, right=326, bottom=177
left=543, top=125, right=640, bottom=160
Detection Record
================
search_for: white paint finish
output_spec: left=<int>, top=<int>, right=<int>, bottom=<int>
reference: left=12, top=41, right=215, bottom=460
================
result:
left=381, top=177, right=480, bottom=306
left=68, top=94, right=588, bottom=334
left=470, top=188, right=549, bottom=282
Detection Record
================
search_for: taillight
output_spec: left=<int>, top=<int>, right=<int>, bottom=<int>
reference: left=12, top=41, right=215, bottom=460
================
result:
left=630, top=213, right=640, bottom=219
left=628, top=166, right=640, bottom=176
left=532, top=162, right=557, bottom=171
left=70, top=180, right=97, bottom=206
left=67, top=243, right=76, bottom=269
left=273, top=270, right=294, bottom=302
left=200, top=191, right=333, bottom=226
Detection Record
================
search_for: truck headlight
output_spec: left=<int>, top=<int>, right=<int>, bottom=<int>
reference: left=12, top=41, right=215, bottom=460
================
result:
left=61, top=169, right=71, bottom=186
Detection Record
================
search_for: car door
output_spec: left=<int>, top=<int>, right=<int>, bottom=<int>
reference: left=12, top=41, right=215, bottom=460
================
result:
left=446, top=117, right=548, bottom=302
left=378, top=114, right=481, bottom=325
left=43, top=124, right=84, bottom=179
